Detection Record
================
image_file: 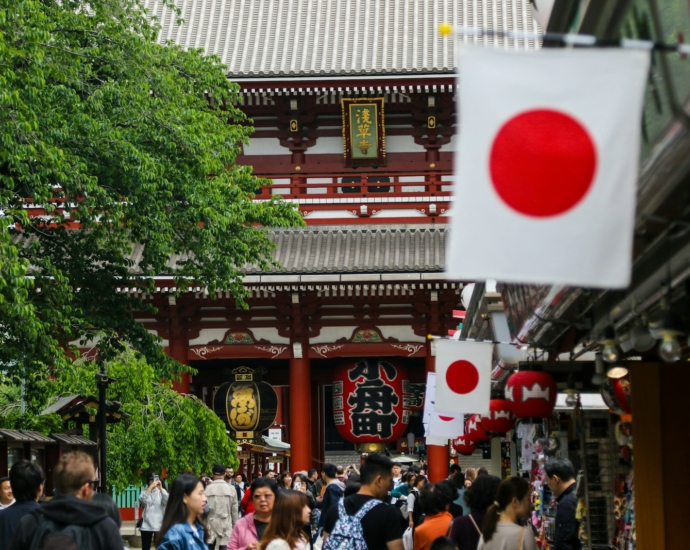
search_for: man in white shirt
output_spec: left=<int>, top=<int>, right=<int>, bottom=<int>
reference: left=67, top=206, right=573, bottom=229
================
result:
left=391, top=464, right=403, bottom=489
left=0, top=477, right=14, bottom=509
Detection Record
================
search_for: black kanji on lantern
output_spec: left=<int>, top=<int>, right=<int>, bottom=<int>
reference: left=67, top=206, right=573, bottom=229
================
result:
left=347, top=359, right=400, bottom=439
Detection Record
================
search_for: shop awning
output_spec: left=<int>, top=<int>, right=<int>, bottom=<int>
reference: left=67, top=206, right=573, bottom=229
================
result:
left=50, top=433, right=98, bottom=446
left=555, top=393, right=609, bottom=411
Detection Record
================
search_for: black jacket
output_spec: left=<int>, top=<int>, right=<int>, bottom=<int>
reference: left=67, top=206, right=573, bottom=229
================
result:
left=0, top=500, right=40, bottom=549
left=555, top=483, right=581, bottom=550
left=9, top=494, right=122, bottom=550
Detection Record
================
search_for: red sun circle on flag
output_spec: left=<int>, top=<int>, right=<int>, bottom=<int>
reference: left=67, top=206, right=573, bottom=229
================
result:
left=438, top=415, right=455, bottom=421
left=489, top=109, right=597, bottom=218
left=445, top=360, right=479, bottom=395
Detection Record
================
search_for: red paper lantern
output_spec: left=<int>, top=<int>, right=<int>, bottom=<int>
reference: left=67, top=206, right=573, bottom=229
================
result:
left=505, top=370, right=557, bottom=418
left=332, top=358, right=410, bottom=444
left=481, top=399, right=516, bottom=435
left=465, top=414, right=490, bottom=442
left=452, top=435, right=477, bottom=456
left=600, top=375, right=632, bottom=415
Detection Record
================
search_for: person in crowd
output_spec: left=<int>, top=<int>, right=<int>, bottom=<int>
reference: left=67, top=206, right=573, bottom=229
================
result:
left=335, top=465, right=347, bottom=485
left=206, top=463, right=239, bottom=550
left=225, top=467, right=235, bottom=481
left=346, top=464, right=360, bottom=479
left=229, top=477, right=279, bottom=550
left=322, top=453, right=403, bottom=550
left=343, top=478, right=361, bottom=497
left=264, top=471, right=276, bottom=480
left=277, top=471, right=293, bottom=491
left=9, top=451, right=121, bottom=550
left=449, top=464, right=461, bottom=478
left=226, top=468, right=243, bottom=518
left=155, top=473, right=208, bottom=550
left=306, top=469, right=318, bottom=497
left=236, top=473, right=247, bottom=491
left=140, top=470, right=170, bottom=550
left=407, top=474, right=427, bottom=529
left=448, top=474, right=501, bottom=550
left=391, top=472, right=416, bottom=499
left=242, top=478, right=256, bottom=515
left=0, top=476, right=14, bottom=509
left=477, top=477, right=537, bottom=550
left=259, top=490, right=311, bottom=550
left=234, top=473, right=247, bottom=516
left=315, top=463, right=343, bottom=530
left=448, top=471, right=467, bottom=518
left=476, top=468, right=489, bottom=478
left=413, top=480, right=456, bottom=550
left=429, top=537, right=459, bottom=550
left=545, top=458, right=581, bottom=550
left=463, top=468, right=477, bottom=488
left=391, top=463, right=403, bottom=489
left=0, top=461, right=43, bottom=548
left=92, top=492, right=122, bottom=528
left=291, top=473, right=317, bottom=532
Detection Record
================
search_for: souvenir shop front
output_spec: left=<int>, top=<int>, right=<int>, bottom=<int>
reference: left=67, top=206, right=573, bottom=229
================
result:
left=514, top=381, right=635, bottom=550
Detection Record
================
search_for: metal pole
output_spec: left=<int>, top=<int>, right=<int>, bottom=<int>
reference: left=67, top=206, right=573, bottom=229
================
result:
left=578, top=404, right=593, bottom=548
left=97, top=371, right=107, bottom=493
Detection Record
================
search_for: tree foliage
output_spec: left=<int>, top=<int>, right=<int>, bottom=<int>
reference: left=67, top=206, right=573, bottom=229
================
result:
left=0, top=0, right=302, bottom=386
left=2, top=350, right=238, bottom=489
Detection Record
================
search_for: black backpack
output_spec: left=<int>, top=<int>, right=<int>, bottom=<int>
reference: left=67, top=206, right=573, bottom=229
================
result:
left=28, top=516, right=94, bottom=550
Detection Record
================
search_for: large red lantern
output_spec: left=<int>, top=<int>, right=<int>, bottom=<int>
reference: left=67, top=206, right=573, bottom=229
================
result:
left=481, top=399, right=516, bottom=435
left=465, top=414, right=490, bottom=442
left=505, top=370, right=557, bottom=418
left=452, top=435, right=477, bottom=456
left=600, top=374, right=632, bottom=415
left=332, top=358, right=410, bottom=444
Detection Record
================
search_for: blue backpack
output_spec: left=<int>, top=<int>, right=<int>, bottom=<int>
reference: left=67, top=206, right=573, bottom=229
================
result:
left=323, top=497, right=381, bottom=550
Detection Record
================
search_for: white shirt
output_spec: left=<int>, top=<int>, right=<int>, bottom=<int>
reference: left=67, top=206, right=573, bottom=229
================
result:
left=0, top=499, right=15, bottom=510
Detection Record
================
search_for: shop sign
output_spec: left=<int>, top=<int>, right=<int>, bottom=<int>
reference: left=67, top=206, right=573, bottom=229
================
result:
left=237, top=451, right=251, bottom=460
left=268, top=457, right=284, bottom=464
left=341, top=98, right=386, bottom=168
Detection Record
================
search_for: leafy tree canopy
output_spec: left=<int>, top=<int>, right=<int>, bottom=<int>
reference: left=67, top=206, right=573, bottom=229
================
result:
left=0, top=0, right=302, bottom=389
left=2, top=350, right=238, bottom=489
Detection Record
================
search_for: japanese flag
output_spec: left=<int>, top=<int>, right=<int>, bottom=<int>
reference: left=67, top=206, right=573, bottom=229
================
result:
left=423, top=373, right=465, bottom=440
left=435, top=339, right=492, bottom=414
left=447, top=48, right=650, bottom=288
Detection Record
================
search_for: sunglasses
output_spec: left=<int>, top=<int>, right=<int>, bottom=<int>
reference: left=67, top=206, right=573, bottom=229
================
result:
left=87, top=479, right=100, bottom=489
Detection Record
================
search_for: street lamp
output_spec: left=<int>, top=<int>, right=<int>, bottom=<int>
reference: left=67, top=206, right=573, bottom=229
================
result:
left=95, top=370, right=115, bottom=493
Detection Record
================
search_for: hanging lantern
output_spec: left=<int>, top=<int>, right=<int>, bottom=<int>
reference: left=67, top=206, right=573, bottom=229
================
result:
left=465, top=414, right=490, bottom=442
left=452, top=435, right=477, bottom=456
left=332, top=358, right=410, bottom=445
left=505, top=369, right=557, bottom=418
left=480, top=399, right=516, bottom=435
left=600, top=373, right=632, bottom=415
left=213, top=367, right=278, bottom=444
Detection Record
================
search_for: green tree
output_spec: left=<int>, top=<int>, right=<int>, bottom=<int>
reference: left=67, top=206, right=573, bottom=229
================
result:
left=3, top=350, right=236, bottom=489
left=0, top=0, right=302, bottom=389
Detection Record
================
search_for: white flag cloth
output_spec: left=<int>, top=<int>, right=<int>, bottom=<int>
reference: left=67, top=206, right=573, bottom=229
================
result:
left=447, top=48, right=650, bottom=288
left=423, top=373, right=464, bottom=441
left=435, top=339, right=492, bottom=415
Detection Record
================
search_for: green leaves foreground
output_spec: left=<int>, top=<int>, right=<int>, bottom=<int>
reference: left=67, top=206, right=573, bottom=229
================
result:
left=0, top=0, right=302, bottom=383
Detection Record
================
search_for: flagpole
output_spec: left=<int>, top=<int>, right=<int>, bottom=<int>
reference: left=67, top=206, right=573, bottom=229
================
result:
left=447, top=26, right=690, bottom=55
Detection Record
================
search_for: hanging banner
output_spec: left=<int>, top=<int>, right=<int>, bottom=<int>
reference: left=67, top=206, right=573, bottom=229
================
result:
left=423, top=373, right=464, bottom=441
left=446, top=48, right=649, bottom=288
left=435, top=339, right=492, bottom=415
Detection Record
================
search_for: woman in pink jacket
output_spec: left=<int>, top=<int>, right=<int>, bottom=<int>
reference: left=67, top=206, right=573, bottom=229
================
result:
left=229, top=478, right=279, bottom=550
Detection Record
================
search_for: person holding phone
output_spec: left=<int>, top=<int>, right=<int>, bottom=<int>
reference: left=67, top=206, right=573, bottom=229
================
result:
left=140, top=471, right=169, bottom=550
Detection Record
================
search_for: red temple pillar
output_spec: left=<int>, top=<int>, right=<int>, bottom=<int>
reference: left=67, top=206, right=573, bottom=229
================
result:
left=426, top=348, right=449, bottom=482
left=289, top=346, right=312, bottom=472
left=168, top=308, right=190, bottom=394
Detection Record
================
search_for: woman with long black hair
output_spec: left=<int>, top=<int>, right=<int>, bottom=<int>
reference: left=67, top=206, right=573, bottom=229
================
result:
left=477, top=477, right=537, bottom=550
left=260, top=490, right=311, bottom=550
left=155, top=474, right=208, bottom=550
left=448, top=474, right=501, bottom=550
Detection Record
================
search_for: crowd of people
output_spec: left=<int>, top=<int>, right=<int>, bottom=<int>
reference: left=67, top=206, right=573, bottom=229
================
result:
left=0, top=451, right=580, bottom=550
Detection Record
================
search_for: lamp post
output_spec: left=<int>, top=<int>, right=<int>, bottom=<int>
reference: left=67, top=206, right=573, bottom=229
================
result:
left=95, top=370, right=115, bottom=493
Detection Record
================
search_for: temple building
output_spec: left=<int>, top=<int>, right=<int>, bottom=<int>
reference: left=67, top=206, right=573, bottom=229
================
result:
left=131, top=0, right=540, bottom=478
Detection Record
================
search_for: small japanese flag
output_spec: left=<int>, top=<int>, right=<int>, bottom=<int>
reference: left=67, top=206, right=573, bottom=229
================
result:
left=435, top=339, right=492, bottom=415
left=447, top=48, right=650, bottom=288
left=423, top=373, right=464, bottom=442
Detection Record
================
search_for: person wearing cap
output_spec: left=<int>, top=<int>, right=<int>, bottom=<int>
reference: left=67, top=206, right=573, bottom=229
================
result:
left=140, top=471, right=169, bottom=550
left=205, top=463, right=238, bottom=550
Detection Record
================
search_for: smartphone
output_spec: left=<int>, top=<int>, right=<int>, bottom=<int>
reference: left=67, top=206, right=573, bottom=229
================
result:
left=294, top=481, right=302, bottom=490
left=153, top=475, right=159, bottom=482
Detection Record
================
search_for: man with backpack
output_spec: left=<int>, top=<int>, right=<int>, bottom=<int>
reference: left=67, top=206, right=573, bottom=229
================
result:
left=9, top=450, right=123, bottom=550
left=322, top=453, right=403, bottom=550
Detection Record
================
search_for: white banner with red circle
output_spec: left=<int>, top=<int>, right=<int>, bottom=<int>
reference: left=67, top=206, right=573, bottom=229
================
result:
left=435, top=339, right=492, bottom=415
left=446, top=47, right=649, bottom=288
left=422, top=372, right=465, bottom=441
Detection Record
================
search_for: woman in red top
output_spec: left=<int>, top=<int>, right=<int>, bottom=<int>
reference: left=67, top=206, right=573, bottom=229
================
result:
left=413, top=480, right=457, bottom=550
